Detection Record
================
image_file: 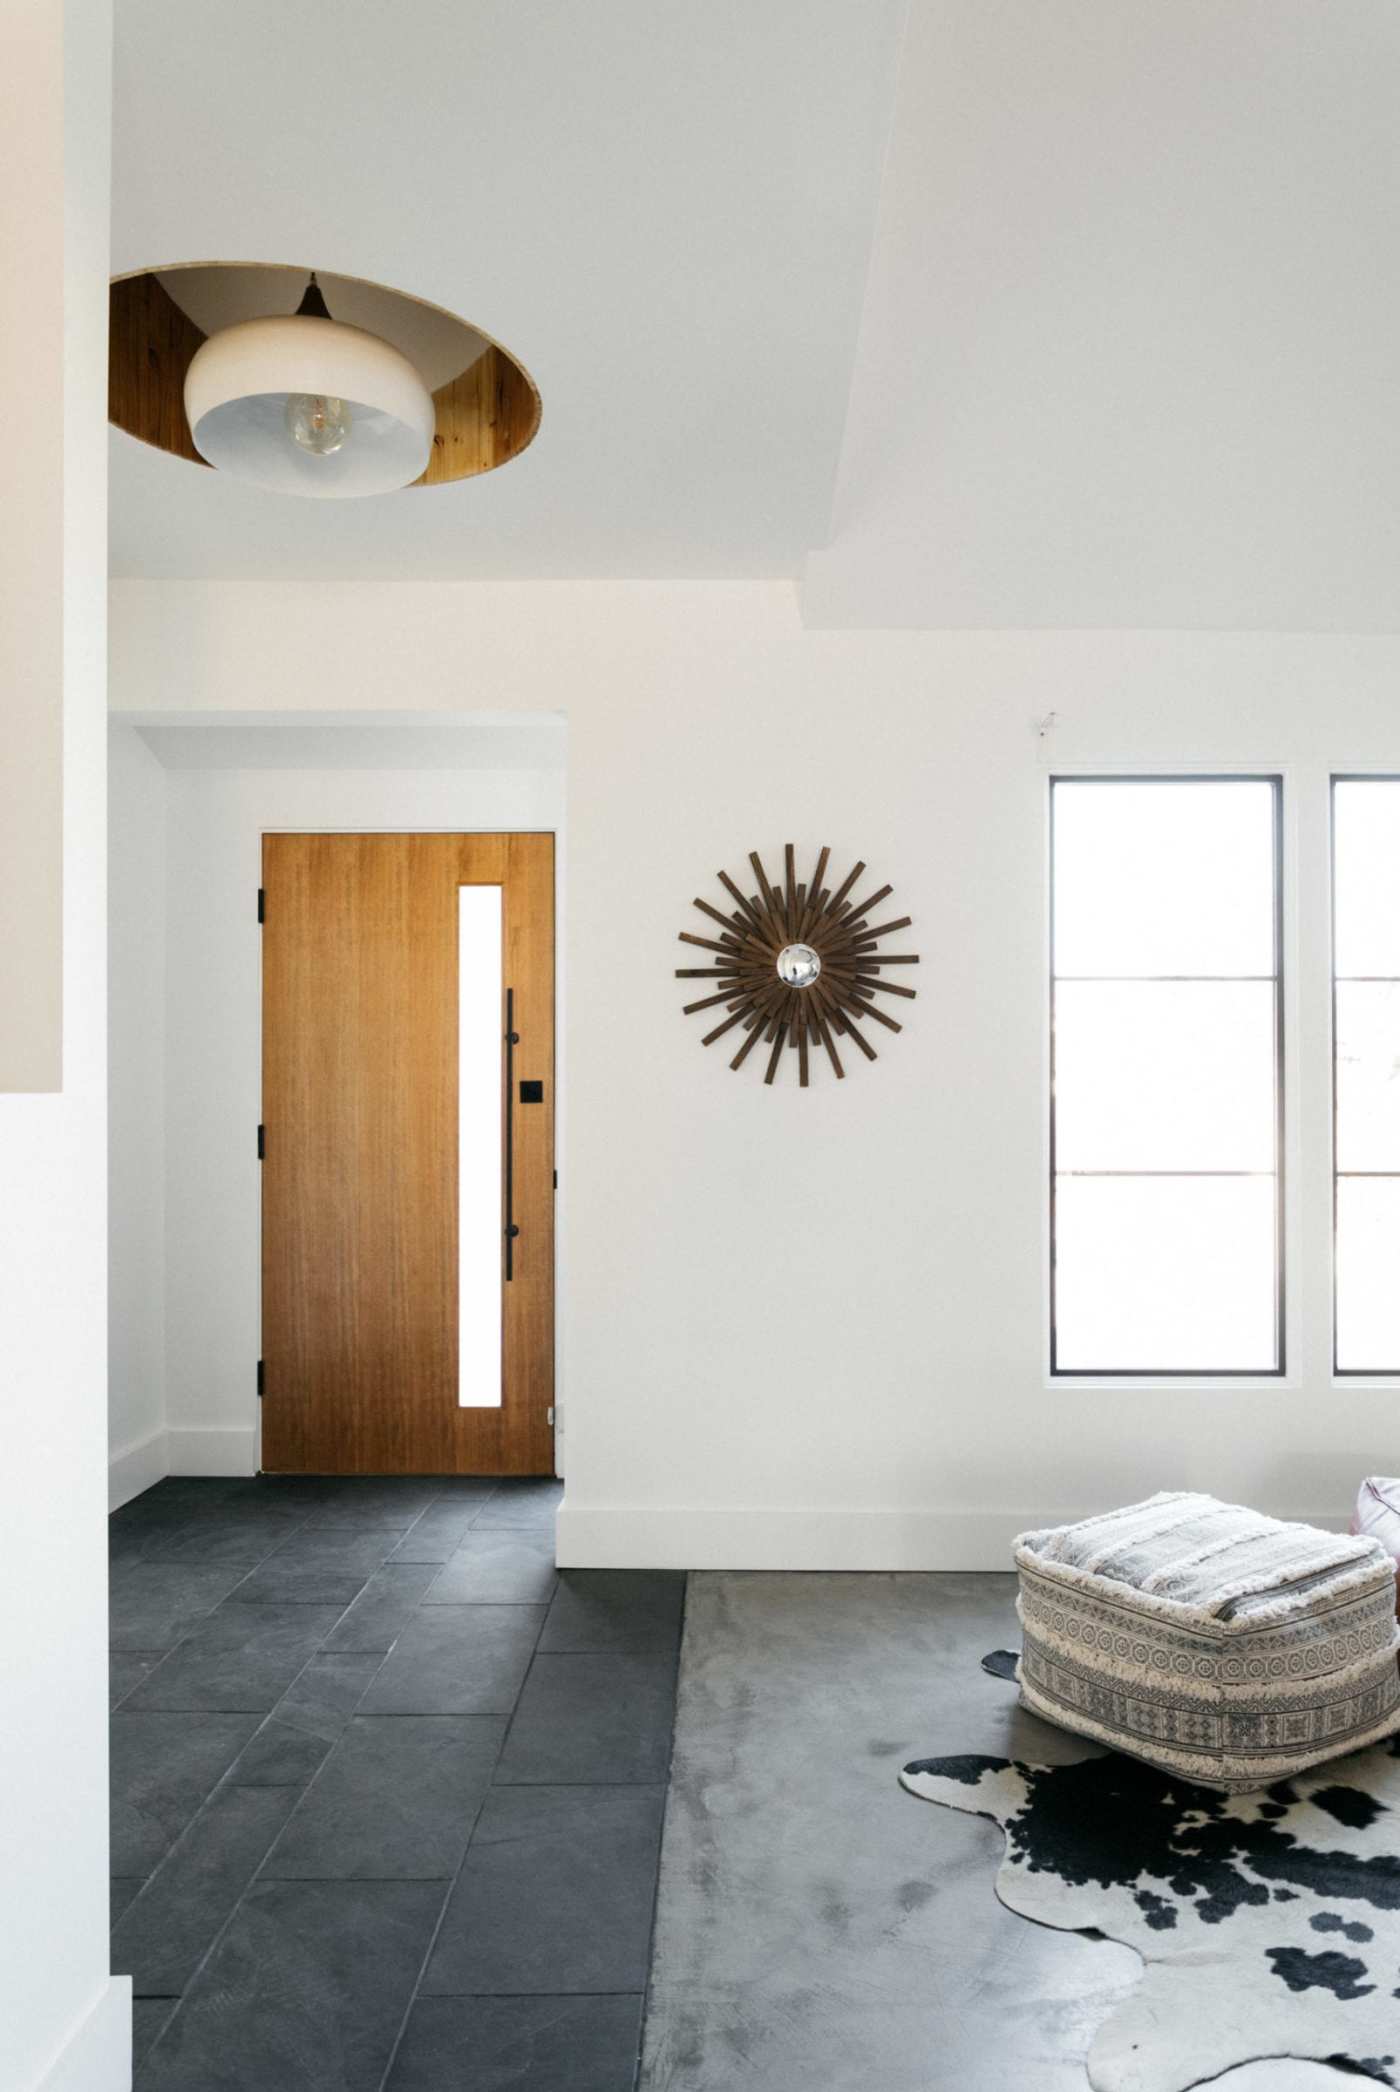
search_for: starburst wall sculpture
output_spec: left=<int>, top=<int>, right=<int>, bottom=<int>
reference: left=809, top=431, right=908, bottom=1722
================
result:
left=676, top=845, right=919, bottom=1085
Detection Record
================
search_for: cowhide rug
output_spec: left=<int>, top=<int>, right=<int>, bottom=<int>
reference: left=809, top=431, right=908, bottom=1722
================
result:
left=901, top=1651, right=1400, bottom=2092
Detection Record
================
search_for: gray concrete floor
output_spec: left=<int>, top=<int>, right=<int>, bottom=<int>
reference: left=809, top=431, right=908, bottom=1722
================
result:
left=640, top=1573, right=1355, bottom=2092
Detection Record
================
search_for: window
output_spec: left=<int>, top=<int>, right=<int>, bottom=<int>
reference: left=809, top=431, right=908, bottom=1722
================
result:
left=1332, top=778, right=1400, bottom=1374
left=1050, top=778, right=1284, bottom=1375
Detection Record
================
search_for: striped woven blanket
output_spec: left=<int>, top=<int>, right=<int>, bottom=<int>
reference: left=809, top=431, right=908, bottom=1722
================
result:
left=1031, top=1490, right=1378, bottom=1618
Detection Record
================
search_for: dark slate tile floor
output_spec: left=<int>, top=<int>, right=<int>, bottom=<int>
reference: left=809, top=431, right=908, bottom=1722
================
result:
left=109, top=1476, right=684, bottom=2091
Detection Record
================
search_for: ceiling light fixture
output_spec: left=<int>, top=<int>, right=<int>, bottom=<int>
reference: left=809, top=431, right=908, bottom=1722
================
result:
left=182, top=272, right=436, bottom=498
left=111, top=263, right=541, bottom=490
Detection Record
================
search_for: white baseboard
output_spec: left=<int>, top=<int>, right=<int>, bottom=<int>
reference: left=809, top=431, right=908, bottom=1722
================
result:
left=166, top=1424, right=259, bottom=1477
left=31, top=1977, right=131, bottom=2092
left=107, top=1427, right=168, bottom=1512
left=554, top=1504, right=1346, bottom=1571
left=556, top=1504, right=1043, bottom=1570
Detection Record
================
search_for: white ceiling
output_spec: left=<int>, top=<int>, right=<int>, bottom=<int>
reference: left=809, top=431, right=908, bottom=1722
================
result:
left=805, top=0, right=1400, bottom=630
left=112, top=3, right=1400, bottom=629
left=109, top=0, right=905, bottom=581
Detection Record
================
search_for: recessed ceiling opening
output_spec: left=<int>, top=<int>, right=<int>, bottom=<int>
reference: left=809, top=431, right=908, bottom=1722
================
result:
left=109, top=261, right=540, bottom=492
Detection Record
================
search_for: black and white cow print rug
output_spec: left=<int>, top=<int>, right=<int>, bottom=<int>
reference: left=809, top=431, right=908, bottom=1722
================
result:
left=901, top=1652, right=1400, bottom=2091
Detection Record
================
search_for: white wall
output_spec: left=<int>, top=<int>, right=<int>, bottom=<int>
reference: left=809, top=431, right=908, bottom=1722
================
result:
left=107, top=725, right=166, bottom=1506
left=105, top=754, right=564, bottom=1481
left=110, top=581, right=1400, bottom=1570
left=0, top=4, right=131, bottom=2088
left=0, top=0, right=65, bottom=1090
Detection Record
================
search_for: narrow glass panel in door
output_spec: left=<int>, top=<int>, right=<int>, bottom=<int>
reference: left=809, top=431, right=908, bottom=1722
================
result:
left=458, top=884, right=503, bottom=1408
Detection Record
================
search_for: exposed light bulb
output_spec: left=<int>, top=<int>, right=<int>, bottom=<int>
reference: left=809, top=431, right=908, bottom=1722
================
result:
left=285, top=393, right=352, bottom=456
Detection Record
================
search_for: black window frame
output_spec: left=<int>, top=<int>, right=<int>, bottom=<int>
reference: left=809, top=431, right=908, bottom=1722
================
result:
left=1049, top=773, right=1286, bottom=1379
left=1330, top=773, right=1400, bottom=1378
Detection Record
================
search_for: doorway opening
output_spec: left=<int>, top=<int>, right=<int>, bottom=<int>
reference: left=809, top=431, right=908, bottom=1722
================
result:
left=106, top=709, right=566, bottom=1508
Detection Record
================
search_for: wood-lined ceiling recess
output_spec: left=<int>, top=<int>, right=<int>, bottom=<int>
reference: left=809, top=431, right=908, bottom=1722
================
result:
left=109, top=264, right=539, bottom=487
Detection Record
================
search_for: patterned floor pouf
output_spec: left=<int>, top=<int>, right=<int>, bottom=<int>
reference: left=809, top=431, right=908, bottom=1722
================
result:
left=1015, top=1492, right=1400, bottom=1790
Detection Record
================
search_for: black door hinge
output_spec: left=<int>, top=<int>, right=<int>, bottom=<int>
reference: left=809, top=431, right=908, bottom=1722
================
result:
left=553, top=1169, right=558, bottom=1190
left=257, top=1124, right=266, bottom=1160
left=257, top=887, right=265, bottom=924
left=256, top=1359, right=265, bottom=1399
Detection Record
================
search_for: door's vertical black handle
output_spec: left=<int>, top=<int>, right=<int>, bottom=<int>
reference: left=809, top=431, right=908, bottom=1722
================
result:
left=504, top=988, right=520, bottom=1280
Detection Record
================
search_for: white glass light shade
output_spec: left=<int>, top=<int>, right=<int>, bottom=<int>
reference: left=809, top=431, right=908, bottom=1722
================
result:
left=184, top=314, right=435, bottom=497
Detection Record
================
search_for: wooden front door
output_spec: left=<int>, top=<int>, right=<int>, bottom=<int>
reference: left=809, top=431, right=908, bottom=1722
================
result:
left=260, top=833, right=554, bottom=1475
